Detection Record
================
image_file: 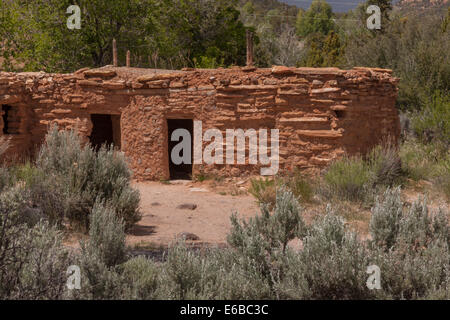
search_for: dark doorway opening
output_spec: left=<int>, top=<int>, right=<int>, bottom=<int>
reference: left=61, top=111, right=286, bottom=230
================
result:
left=2, top=105, right=20, bottom=135
left=167, top=119, right=193, bottom=180
left=89, top=114, right=121, bottom=150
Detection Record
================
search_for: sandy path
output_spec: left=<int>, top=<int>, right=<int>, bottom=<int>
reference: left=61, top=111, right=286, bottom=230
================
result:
left=127, top=181, right=260, bottom=246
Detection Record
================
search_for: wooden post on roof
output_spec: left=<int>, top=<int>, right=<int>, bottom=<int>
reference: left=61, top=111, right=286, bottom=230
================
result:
left=126, top=50, right=131, bottom=67
left=113, top=39, right=118, bottom=67
left=246, top=30, right=254, bottom=66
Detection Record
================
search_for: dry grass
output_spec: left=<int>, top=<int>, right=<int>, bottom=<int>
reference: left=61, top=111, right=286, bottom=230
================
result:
left=0, top=136, right=10, bottom=157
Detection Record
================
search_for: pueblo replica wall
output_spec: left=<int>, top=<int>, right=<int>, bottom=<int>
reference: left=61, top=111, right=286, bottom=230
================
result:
left=0, top=65, right=400, bottom=180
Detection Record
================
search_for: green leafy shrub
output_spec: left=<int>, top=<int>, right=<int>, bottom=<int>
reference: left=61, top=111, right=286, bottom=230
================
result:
left=36, top=126, right=141, bottom=231
left=293, top=209, right=371, bottom=299
left=227, top=188, right=306, bottom=297
left=368, top=189, right=449, bottom=299
left=11, top=221, right=71, bottom=299
left=12, top=162, right=41, bottom=187
left=412, top=91, right=450, bottom=146
left=73, top=201, right=128, bottom=300
left=28, top=173, right=66, bottom=227
left=194, top=248, right=272, bottom=300
left=249, top=143, right=407, bottom=206
left=322, top=155, right=372, bottom=202
left=397, top=200, right=448, bottom=249
left=261, top=188, right=306, bottom=251
left=371, top=198, right=450, bottom=299
left=81, top=201, right=127, bottom=268
left=0, top=162, right=68, bottom=227
left=160, top=243, right=205, bottom=299
left=121, top=256, right=160, bottom=299
left=229, top=187, right=305, bottom=254
left=193, top=55, right=225, bottom=69
left=370, top=240, right=449, bottom=300
left=369, top=188, right=403, bottom=249
left=0, top=185, right=71, bottom=299
left=434, top=159, right=450, bottom=201
left=370, top=187, right=449, bottom=250
left=193, top=171, right=210, bottom=182
left=2, top=163, right=68, bottom=227
left=0, top=186, right=447, bottom=300
left=248, top=177, right=277, bottom=208
left=0, top=184, right=46, bottom=227
left=153, top=190, right=447, bottom=300
left=321, top=142, right=410, bottom=203
left=242, top=188, right=448, bottom=300
left=227, top=211, right=274, bottom=284
left=399, top=139, right=435, bottom=181
left=399, top=138, right=450, bottom=200
left=284, top=170, right=313, bottom=203
left=74, top=247, right=127, bottom=300
left=156, top=243, right=273, bottom=300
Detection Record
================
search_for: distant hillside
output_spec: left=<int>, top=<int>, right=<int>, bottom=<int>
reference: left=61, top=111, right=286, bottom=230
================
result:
left=276, top=0, right=448, bottom=12
left=238, top=0, right=300, bottom=27
left=240, top=0, right=297, bottom=11
left=397, top=0, right=449, bottom=9
left=279, top=0, right=366, bottom=12
left=239, top=0, right=298, bottom=14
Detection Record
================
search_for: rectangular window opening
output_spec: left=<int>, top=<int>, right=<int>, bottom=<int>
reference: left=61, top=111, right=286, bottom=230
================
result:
left=89, top=114, right=121, bottom=150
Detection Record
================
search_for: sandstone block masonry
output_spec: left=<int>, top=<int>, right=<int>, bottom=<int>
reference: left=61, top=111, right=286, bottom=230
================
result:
left=0, top=65, right=400, bottom=180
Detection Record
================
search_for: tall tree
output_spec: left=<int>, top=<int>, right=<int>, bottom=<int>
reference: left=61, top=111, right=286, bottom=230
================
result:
left=1, top=0, right=155, bottom=72
left=296, top=0, right=335, bottom=38
left=0, top=0, right=247, bottom=72
left=295, top=0, right=343, bottom=68
left=303, top=31, right=343, bottom=67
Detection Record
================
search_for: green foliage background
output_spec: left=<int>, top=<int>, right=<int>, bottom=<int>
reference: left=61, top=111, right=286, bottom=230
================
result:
left=0, top=0, right=247, bottom=71
left=0, top=0, right=448, bottom=126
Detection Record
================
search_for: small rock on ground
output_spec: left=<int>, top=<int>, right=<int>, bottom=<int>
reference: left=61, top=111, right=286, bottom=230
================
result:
left=170, top=180, right=191, bottom=185
left=177, top=232, right=200, bottom=241
left=189, top=188, right=208, bottom=192
left=176, top=203, right=198, bottom=210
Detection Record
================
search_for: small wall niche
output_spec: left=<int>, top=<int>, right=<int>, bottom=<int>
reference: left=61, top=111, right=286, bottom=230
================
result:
left=335, top=110, right=347, bottom=119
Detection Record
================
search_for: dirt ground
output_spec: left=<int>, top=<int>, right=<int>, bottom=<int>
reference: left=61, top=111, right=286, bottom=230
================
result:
left=63, top=177, right=448, bottom=249
left=127, top=180, right=260, bottom=248
left=127, top=178, right=449, bottom=248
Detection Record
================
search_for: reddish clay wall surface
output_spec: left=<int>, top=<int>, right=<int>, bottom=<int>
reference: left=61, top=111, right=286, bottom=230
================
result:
left=0, top=65, right=400, bottom=180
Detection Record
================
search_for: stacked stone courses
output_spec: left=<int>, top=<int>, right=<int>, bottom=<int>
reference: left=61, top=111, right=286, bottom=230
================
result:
left=0, top=65, right=400, bottom=180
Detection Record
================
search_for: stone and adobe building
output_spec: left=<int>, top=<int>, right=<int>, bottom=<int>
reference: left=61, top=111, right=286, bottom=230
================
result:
left=0, top=65, right=400, bottom=180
